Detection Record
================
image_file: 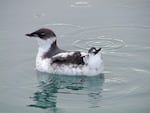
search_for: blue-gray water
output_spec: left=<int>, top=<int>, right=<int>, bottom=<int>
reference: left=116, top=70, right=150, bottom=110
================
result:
left=0, top=0, right=150, bottom=113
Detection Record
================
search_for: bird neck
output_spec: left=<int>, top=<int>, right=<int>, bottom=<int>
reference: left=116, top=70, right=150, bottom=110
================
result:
left=36, top=37, right=57, bottom=58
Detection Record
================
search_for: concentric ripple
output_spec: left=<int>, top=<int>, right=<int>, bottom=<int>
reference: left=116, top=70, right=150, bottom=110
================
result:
left=71, top=25, right=150, bottom=53
left=73, top=37, right=126, bottom=51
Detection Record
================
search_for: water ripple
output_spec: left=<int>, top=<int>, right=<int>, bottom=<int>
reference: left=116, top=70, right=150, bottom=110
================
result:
left=73, top=37, right=126, bottom=51
left=70, top=1, right=91, bottom=8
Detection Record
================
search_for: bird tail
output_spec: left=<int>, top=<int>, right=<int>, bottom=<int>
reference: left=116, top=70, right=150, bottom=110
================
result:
left=88, top=47, right=102, bottom=55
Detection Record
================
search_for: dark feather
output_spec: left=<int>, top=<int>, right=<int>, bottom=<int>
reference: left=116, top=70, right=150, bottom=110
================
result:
left=42, top=41, right=66, bottom=58
left=51, top=52, right=85, bottom=65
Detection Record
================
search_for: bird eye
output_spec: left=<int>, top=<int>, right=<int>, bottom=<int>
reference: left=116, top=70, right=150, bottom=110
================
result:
left=40, top=32, right=46, bottom=36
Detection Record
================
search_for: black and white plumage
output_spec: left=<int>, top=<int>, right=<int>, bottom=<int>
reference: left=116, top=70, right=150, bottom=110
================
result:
left=26, top=28, right=104, bottom=76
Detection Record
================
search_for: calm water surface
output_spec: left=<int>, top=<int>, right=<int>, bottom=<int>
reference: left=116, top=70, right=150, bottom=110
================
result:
left=0, top=0, right=150, bottom=113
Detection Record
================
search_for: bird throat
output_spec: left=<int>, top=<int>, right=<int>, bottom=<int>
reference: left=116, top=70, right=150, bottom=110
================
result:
left=36, top=38, right=57, bottom=58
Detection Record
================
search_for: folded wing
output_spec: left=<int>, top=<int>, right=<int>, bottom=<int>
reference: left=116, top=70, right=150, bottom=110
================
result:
left=51, top=52, right=85, bottom=65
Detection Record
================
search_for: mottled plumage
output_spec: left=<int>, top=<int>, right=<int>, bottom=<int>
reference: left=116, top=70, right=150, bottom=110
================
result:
left=26, top=28, right=104, bottom=76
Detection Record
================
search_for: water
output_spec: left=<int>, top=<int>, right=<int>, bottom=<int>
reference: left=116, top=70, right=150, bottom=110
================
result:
left=0, top=0, right=150, bottom=113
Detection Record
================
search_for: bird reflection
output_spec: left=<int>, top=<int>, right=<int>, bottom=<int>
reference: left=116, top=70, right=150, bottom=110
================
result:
left=29, top=71, right=104, bottom=110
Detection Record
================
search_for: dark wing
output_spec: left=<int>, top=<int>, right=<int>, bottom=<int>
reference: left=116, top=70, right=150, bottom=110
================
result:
left=51, top=52, right=85, bottom=65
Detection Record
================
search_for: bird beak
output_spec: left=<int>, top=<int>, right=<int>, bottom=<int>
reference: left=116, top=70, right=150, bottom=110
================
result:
left=25, top=32, right=38, bottom=37
left=25, top=33, right=32, bottom=37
